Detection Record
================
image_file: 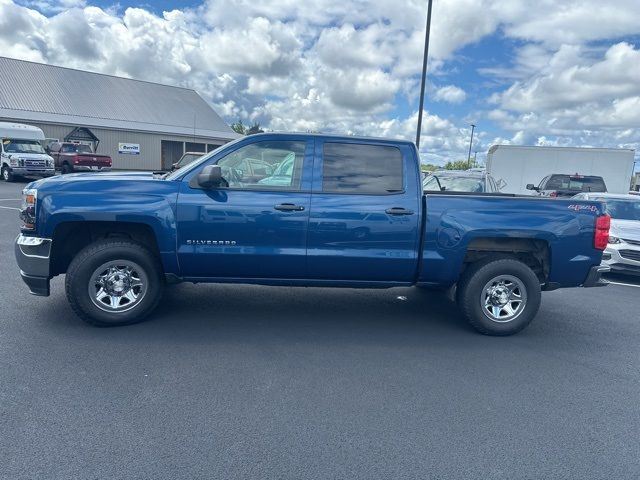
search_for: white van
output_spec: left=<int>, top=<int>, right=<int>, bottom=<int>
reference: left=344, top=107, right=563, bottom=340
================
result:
left=1, top=122, right=55, bottom=182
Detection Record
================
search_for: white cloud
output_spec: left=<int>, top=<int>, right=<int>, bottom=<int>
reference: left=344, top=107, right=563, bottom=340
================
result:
left=3, top=0, right=640, bottom=165
left=433, top=85, right=466, bottom=104
left=485, top=42, right=640, bottom=154
left=498, top=0, right=640, bottom=47
left=492, top=43, right=640, bottom=113
left=315, top=23, right=393, bottom=70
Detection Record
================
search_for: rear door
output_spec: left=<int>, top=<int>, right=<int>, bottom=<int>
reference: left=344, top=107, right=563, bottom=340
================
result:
left=176, top=137, right=313, bottom=279
left=307, top=139, right=421, bottom=282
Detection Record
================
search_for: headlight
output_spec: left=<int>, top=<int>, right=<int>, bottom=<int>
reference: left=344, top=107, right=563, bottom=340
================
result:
left=608, top=236, right=621, bottom=244
left=20, top=188, right=37, bottom=231
left=9, top=156, right=17, bottom=166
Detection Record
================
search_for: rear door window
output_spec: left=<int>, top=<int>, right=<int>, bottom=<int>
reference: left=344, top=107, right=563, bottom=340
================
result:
left=322, top=143, right=403, bottom=194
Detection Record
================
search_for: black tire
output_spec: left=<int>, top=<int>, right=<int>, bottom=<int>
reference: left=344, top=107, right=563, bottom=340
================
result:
left=456, top=257, right=541, bottom=336
left=65, top=239, right=164, bottom=326
left=2, top=165, right=14, bottom=182
left=61, top=163, right=72, bottom=174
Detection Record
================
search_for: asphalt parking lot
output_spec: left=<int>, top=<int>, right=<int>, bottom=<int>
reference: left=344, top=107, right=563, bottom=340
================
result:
left=1, top=178, right=640, bottom=479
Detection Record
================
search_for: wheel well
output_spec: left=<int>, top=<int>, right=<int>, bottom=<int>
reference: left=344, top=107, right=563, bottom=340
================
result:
left=463, top=237, right=550, bottom=282
left=50, top=221, right=161, bottom=275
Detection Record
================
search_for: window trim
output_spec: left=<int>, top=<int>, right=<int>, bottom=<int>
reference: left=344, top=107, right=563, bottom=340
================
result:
left=319, top=141, right=406, bottom=196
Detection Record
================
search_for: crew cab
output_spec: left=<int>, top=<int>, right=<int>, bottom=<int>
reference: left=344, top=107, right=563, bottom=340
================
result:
left=15, top=133, right=610, bottom=335
left=47, top=142, right=112, bottom=174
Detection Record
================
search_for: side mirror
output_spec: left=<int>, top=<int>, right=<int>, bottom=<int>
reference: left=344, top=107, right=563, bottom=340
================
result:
left=526, top=184, right=537, bottom=191
left=197, top=165, right=223, bottom=188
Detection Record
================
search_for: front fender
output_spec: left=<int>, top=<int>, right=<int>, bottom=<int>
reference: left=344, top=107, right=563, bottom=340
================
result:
left=38, top=192, right=179, bottom=274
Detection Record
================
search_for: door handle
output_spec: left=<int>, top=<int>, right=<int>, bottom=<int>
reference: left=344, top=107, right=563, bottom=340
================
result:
left=274, top=203, right=305, bottom=212
left=385, top=207, right=414, bottom=216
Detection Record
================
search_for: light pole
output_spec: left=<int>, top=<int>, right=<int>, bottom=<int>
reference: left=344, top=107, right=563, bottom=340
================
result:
left=467, top=124, right=476, bottom=169
left=415, top=0, right=434, bottom=149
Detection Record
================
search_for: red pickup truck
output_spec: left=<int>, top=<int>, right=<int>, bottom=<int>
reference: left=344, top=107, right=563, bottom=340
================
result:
left=47, top=142, right=112, bottom=174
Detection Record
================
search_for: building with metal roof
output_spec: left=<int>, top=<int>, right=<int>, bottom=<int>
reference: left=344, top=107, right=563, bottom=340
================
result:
left=0, top=56, right=239, bottom=170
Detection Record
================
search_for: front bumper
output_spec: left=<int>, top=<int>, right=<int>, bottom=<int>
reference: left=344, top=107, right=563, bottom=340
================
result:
left=14, top=235, right=52, bottom=296
left=582, top=265, right=610, bottom=287
left=10, top=167, right=55, bottom=178
left=602, top=243, right=640, bottom=276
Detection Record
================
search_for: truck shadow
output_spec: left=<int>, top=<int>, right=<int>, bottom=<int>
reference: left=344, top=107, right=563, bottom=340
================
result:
left=148, top=283, right=475, bottom=345
left=41, top=282, right=478, bottom=346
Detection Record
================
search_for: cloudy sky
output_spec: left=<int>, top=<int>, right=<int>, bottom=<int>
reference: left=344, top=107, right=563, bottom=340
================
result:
left=2, top=0, right=640, bottom=167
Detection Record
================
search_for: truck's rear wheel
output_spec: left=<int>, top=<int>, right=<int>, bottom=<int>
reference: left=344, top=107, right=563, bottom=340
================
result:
left=456, top=258, right=541, bottom=336
left=65, top=239, right=164, bottom=326
left=2, top=166, right=14, bottom=182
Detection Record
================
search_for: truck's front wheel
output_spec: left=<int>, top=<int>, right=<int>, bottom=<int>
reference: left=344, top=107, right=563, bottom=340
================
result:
left=457, top=258, right=541, bottom=336
left=2, top=166, right=14, bottom=182
left=65, top=239, right=164, bottom=326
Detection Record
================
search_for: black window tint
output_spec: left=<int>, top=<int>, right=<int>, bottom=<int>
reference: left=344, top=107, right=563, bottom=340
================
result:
left=322, top=143, right=403, bottom=194
left=545, top=175, right=607, bottom=192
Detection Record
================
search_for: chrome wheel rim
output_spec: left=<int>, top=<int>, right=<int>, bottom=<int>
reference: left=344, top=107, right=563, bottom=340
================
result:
left=481, top=274, right=527, bottom=323
left=2, top=168, right=8, bottom=180
left=88, top=260, right=148, bottom=313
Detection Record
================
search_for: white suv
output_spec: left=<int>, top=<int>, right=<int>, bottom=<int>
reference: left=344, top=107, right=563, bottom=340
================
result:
left=574, top=193, right=640, bottom=277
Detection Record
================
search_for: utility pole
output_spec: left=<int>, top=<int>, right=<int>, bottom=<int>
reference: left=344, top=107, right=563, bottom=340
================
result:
left=415, top=0, right=434, bottom=149
left=467, top=124, right=476, bottom=169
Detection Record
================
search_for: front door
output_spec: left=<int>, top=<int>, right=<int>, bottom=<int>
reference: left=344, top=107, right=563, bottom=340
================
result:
left=177, top=138, right=313, bottom=279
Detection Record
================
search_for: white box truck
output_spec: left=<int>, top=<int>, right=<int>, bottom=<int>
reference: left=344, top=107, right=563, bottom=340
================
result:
left=486, top=145, right=636, bottom=195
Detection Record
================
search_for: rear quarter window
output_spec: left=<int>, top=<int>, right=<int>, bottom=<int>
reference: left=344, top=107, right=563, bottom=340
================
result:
left=322, top=143, right=403, bottom=194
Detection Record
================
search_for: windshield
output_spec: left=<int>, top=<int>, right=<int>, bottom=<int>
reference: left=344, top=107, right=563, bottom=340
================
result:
left=545, top=175, right=606, bottom=192
left=164, top=138, right=243, bottom=180
left=2, top=139, right=45, bottom=154
left=62, top=144, right=93, bottom=153
left=176, top=153, right=204, bottom=168
left=271, top=153, right=295, bottom=176
left=424, top=174, right=484, bottom=192
left=595, top=198, right=640, bottom=221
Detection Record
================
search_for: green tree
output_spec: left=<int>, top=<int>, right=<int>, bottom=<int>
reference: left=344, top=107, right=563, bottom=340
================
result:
left=231, top=120, right=247, bottom=135
left=420, top=163, right=439, bottom=173
left=230, top=120, right=264, bottom=136
left=443, top=160, right=472, bottom=170
left=246, top=122, right=264, bottom=135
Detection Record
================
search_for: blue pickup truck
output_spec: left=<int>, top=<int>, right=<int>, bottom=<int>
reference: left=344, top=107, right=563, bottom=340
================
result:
left=15, top=133, right=611, bottom=335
